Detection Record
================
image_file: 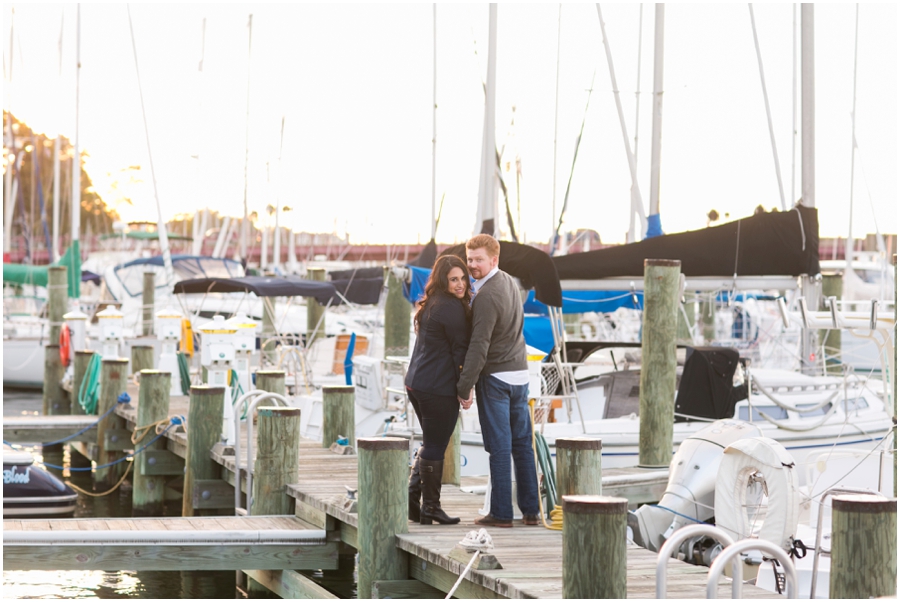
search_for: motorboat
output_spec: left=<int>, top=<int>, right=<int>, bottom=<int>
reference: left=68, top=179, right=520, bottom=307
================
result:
left=2, top=446, right=78, bottom=517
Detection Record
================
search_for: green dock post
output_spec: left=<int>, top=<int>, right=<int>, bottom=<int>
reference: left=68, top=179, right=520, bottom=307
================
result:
left=142, top=271, right=155, bottom=337
left=441, top=414, right=461, bottom=486
left=562, top=495, right=627, bottom=599
left=43, top=265, right=69, bottom=433
left=48, top=265, right=67, bottom=342
left=639, top=259, right=681, bottom=468
left=133, top=370, right=171, bottom=516
left=676, top=298, right=695, bottom=344
left=357, top=437, right=409, bottom=599
left=131, top=344, right=154, bottom=377
left=251, top=406, right=301, bottom=516
left=183, top=385, right=225, bottom=517
left=255, top=370, right=286, bottom=397
left=261, top=297, right=277, bottom=367
left=821, top=273, right=842, bottom=374
left=322, top=385, right=355, bottom=449
left=556, top=437, right=603, bottom=497
left=95, top=358, right=130, bottom=490
left=306, top=267, right=326, bottom=347
left=893, top=254, right=897, bottom=498
left=384, top=267, right=410, bottom=358
left=830, top=494, right=896, bottom=599
left=42, top=345, right=68, bottom=415
left=71, top=350, right=95, bottom=416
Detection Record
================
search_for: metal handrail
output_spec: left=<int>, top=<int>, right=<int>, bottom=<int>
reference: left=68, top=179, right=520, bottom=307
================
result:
left=707, top=540, right=797, bottom=599
left=655, top=524, right=738, bottom=599
left=231, top=390, right=290, bottom=515
left=809, top=486, right=886, bottom=599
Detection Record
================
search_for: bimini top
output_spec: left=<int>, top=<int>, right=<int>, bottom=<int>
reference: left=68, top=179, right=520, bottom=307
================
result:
left=173, top=275, right=382, bottom=306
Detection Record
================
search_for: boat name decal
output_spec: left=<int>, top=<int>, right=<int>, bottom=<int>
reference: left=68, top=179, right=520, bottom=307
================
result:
left=3, top=465, right=31, bottom=484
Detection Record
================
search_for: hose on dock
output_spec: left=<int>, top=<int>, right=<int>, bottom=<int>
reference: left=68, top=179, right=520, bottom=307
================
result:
left=530, top=403, right=563, bottom=531
left=78, top=353, right=102, bottom=414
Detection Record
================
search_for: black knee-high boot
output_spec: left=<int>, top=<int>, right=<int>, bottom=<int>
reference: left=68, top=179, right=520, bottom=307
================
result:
left=408, top=453, right=422, bottom=522
left=419, top=458, right=460, bottom=525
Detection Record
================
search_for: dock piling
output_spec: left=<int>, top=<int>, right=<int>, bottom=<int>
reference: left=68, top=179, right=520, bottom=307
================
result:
left=441, top=414, right=461, bottom=486
left=562, top=495, right=627, bottom=599
left=322, top=385, right=355, bottom=449
left=639, top=259, right=681, bottom=468
left=820, top=273, right=842, bottom=374
left=183, top=385, right=226, bottom=517
left=142, top=271, right=155, bottom=337
left=384, top=267, right=410, bottom=358
left=306, top=267, right=326, bottom=347
left=830, top=494, right=896, bottom=599
left=251, top=406, right=301, bottom=515
left=556, top=437, right=603, bottom=497
left=133, top=370, right=172, bottom=516
left=95, top=358, right=130, bottom=489
left=131, top=344, right=154, bottom=377
left=255, top=369, right=286, bottom=398
left=357, top=437, right=409, bottom=598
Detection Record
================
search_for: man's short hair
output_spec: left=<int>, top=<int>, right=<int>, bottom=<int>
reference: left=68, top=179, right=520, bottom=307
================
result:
left=466, top=234, right=500, bottom=258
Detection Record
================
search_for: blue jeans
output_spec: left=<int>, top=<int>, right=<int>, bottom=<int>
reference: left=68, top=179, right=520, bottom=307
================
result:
left=475, top=375, right=540, bottom=520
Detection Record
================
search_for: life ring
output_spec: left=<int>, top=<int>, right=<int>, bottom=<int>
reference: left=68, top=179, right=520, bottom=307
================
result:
left=714, top=436, right=800, bottom=551
left=59, top=324, right=72, bottom=367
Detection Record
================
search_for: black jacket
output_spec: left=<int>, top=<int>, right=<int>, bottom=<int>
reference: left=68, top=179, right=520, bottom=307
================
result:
left=405, top=294, right=471, bottom=397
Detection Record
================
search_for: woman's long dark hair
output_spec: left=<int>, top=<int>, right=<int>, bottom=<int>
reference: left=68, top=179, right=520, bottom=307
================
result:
left=413, top=254, right=472, bottom=333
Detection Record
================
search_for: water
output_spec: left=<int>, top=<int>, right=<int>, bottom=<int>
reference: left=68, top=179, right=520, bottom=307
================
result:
left=3, top=389, right=356, bottom=599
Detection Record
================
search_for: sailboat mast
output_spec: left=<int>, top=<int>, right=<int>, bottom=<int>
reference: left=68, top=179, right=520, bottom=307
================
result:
left=845, top=5, right=859, bottom=269
left=791, top=4, right=798, bottom=205
left=628, top=4, right=643, bottom=244
left=800, top=4, right=815, bottom=210
left=475, top=3, right=499, bottom=237
left=551, top=4, right=561, bottom=247
left=52, top=12, right=63, bottom=263
left=240, top=14, right=253, bottom=262
left=4, top=9, right=14, bottom=255
left=646, top=3, right=664, bottom=237
left=70, top=4, right=81, bottom=298
left=431, top=4, right=437, bottom=241
left=273, top=116, right=284, bottom=270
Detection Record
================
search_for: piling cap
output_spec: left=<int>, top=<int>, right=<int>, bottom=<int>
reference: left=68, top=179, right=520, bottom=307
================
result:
left=832, top=494, right=896, bottom=514
left=63, top=310, right=89, bottom=321
left=357, top=437, right=409, bottom=452
left=557, top=437, right=602, bottom=451
left=562, top=495, right=628, bottom=515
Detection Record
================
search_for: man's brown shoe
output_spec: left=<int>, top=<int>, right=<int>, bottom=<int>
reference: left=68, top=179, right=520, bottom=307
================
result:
left=474, top=514, right=513, bottom=528
left=522, top=514, right=540, bottom=526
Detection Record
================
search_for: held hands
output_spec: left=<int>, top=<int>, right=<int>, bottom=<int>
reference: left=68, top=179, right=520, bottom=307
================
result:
left=458, top=389, right=474, bottom=410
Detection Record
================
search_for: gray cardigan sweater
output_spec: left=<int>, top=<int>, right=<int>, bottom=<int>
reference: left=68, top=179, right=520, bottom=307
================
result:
left=456, top=269, right=527, bottom=398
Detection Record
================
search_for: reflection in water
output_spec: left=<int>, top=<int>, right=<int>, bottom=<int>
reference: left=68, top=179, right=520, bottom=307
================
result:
left=3, top=390, right=354, bottom=598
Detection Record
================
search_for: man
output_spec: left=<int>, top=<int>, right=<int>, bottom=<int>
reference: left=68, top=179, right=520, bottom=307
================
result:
left=457, top=234, right=540, bottom=527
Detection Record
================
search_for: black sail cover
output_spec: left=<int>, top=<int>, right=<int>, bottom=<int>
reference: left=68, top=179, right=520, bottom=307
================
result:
left=553, top=206, right=820, bottom=280
left=439, top=240, right=563, bottom=307
left=674, top=347, right=749, bottom=422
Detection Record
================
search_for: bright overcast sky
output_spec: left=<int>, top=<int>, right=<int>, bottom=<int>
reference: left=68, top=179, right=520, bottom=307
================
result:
left=4, top=3, right=897, bottom=245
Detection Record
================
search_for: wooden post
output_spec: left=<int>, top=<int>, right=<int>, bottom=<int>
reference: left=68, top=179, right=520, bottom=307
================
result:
left=639, top=259, right=681, bottom=468
left=133, top=370, right=171, bottom=516
left=71, top=350, right=95, bottom=416
left=47, top=265, right=67, bottom=342
left=131, top=344, right=154, bottom=376
left=562, top=495, right=627, bottom=599
left=142, top=271, right=155, bottom=337
left=830, top=494, right=896, bottom=599
left=556, top=437, right=603, bottom=497
left=676, top=299, right=695, bottom=344
left=700, top=296, right=715, bottom=342
left=255, top=370, right=286, bottom=398
left=251, top=406, right=301, bottom=516
left=383, top=267, right=410, bottom=358
left=42, top=345, right=68, bottom=415
left=893, top=254, right=897, bottom=498
left=183, top=385, right=225, bottom=517
left=95, top=358, right=129, bottom=490
left=306, top=267, right=326, bottom=347
left=322, top=385, right=355, bottom=449
left=441, top=414, right=461, bottom=486
left=820, top=273, right=842, bottom=374
left=261, top=296, right=277, bottom=367
left=357, top=437, right=409, bottom=599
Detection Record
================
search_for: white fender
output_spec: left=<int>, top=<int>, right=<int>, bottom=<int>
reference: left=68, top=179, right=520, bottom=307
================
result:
left=714, top=436, right=800, bottom=551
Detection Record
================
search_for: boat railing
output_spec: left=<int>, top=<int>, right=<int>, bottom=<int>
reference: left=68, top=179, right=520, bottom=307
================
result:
left=808, top=486, right=887, bottom=599
left=655, top=524, right=738, bottom=599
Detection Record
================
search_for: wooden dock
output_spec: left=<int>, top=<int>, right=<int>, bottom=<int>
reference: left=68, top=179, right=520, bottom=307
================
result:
left=2, top=388, right=783, bottom=599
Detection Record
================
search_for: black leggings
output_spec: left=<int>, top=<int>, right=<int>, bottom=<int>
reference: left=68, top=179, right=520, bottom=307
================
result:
left=406, top=388, right=459, bottom=462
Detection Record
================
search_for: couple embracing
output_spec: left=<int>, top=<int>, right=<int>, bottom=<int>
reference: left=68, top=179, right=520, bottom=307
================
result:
left=404, top=234, right=540, bottom=528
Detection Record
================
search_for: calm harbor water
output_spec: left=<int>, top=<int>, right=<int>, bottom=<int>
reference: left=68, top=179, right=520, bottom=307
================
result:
left=3, top=389, right=356, bottom=599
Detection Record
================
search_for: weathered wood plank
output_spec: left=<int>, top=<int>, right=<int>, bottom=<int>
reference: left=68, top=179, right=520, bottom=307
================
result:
left=243, top=569, right=339, bottom=599
left=372, top=579, right=446, bottom=599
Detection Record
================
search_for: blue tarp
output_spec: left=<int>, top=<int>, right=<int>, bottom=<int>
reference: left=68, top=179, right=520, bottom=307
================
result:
left=523, top=289, right=643, bottom=315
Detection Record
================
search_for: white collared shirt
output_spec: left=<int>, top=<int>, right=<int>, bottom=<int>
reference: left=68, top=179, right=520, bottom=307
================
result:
left=472, top=266, right=500, bottom=294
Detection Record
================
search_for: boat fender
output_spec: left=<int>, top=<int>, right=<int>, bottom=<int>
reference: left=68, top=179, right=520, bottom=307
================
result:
left=59, top=324, right=71, bottom=367
left=714, top=436, right=800, bottom=551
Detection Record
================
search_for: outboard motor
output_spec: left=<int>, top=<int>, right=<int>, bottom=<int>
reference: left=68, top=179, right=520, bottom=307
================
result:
left=629, top=419, right=763, bottom=559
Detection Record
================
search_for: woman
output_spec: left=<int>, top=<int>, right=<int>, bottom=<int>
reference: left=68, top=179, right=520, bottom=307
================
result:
left=405, top=254, right=472, bottom=525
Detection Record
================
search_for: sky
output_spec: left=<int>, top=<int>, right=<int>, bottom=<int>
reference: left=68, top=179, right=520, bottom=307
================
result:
left=3, top=3, right=897, bottom=246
